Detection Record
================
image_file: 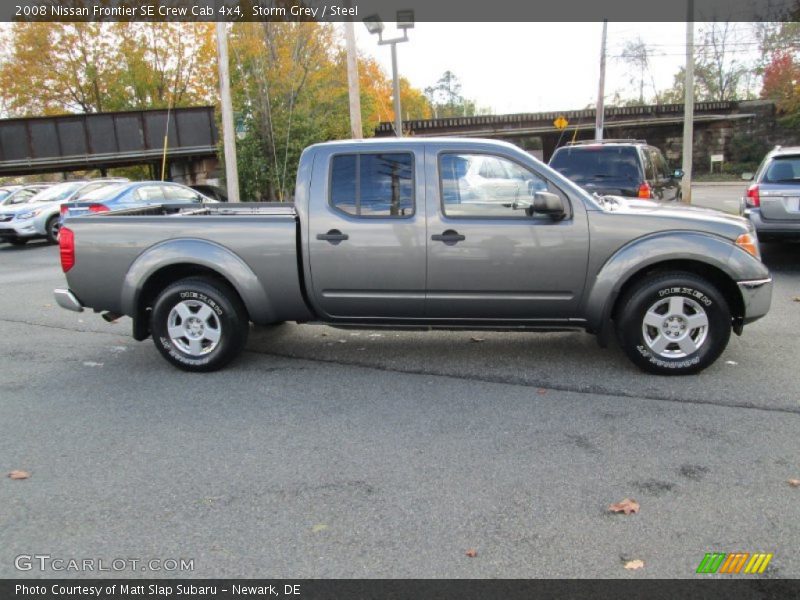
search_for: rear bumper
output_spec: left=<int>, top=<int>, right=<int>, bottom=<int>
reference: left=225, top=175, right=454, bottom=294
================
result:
left=54, top=288, right=84, bottom=313
left=737, top=277, right=772, bottom=324
left=746, top=209, right=800, bottom=239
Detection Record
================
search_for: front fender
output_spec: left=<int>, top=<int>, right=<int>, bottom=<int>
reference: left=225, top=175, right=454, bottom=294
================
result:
left=120, top=238, right=274, bottom=324
left=583, top=231, right=766, bottom=332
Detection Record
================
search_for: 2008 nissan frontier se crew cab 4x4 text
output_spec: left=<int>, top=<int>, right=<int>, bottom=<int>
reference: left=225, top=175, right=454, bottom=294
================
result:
left=53, top=138, right=772, bottom=375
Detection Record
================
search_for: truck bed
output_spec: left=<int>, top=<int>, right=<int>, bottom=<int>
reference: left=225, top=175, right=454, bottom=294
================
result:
left=62, top=202, right=310, bottom=324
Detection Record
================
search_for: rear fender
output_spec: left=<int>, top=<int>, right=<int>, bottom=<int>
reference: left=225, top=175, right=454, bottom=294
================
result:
left=120, top=238, right=274, bottom=324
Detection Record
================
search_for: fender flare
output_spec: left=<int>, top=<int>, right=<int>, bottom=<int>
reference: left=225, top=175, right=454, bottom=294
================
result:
left=583, top=231, right=744, bottom=334
left=120, top=238, right=275, bottom=324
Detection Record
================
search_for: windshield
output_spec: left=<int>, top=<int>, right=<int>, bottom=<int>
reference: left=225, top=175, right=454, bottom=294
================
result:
left=550, top=146, right=641, bottom=182
left=79, top=183, right=129, bottom=201
left=30, top=181, right=84, bottom=203
left=0, top=189, right=13, bottom=201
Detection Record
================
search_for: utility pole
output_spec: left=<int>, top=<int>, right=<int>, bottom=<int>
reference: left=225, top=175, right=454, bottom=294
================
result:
left=216, top=22, right=240, bottom=203
left=595, top=19, right=608, bottom=140
left=344, top=19, right=363, bottom=139
left=681, top=1, right=694, bottom=204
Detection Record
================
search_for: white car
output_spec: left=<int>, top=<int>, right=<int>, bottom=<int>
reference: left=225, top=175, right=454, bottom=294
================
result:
left=0, top=179, right=126, bottom=245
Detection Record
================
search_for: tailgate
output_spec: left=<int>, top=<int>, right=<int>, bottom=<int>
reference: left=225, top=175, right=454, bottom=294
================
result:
left=759, top=183, right=800, bottom=221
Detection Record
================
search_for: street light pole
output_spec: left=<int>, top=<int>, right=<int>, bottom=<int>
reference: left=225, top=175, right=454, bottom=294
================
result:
left=390, top=42, right=402, bottom=137
left=364, top=11, right=414, bottom=138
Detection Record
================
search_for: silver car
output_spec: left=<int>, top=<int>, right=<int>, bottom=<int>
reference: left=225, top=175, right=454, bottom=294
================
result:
left=0, top=179, right=126, bottom=245
left=745, top=146, right=800, bottom=240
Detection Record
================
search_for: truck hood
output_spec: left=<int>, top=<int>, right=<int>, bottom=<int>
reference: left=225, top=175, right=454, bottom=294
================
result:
left=596, top=196, right=750, bottom=240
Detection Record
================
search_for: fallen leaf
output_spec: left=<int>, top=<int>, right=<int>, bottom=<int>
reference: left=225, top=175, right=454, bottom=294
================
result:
left=608, top=498, right=640, bottom=515
left=725, top=360, right=738, bottom=366
left=537, top=388, right=547, bottom=395
left=624, top=559, right=645, bottom=570
left=788, top=479, right=800, bottom=487
left=465, top=548, right=478, bottom=558
left=470, top=337, right=485, bottom=343
left=792, top=296, right=800, bottom=302
left=8, top=470, right=30, bottom=480
left=320, top=332, right=329, bottom=337
left=311, top=524, right=328, bottom=533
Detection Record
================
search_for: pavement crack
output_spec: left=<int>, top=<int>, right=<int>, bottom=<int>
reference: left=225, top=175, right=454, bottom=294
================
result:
left=245, top=347, right=800, bottom=416
left=0, top=317, right=122, bottom=337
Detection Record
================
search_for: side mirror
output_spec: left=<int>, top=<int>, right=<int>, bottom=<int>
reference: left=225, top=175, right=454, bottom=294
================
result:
left=741, top=172, right=754, bottom=181
left=673, top=169, right=684, bottom=179
left=532, top=191, right=566, bottom=218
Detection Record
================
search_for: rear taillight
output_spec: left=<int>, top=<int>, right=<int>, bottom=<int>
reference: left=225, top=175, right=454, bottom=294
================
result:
left=746, top=184, right=760, bottom=208
left=59, top=226, right=74, bottom=272
left=88, top=204, right=109, bottom=213
left=60, top=204, right=69, bottom=216
left=638, top=182, right=652, bottom=198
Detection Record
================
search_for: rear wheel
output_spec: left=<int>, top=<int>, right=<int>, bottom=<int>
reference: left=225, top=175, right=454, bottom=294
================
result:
left=615, top=272, right=731, bottom=375
left=45, top=215, right=60, bottom=244
left=150, top=277, right=249, bottom=372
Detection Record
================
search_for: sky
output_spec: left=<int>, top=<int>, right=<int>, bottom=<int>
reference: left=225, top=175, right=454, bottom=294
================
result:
left=350, top=22, right=763, bottom=115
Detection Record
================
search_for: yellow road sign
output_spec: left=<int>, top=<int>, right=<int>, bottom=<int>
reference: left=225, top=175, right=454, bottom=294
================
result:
left=553, top=116, right=569, bottom=130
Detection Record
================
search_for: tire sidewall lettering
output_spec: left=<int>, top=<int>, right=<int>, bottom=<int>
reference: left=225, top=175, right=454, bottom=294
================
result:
left=656, top=286, right=712, bottom=307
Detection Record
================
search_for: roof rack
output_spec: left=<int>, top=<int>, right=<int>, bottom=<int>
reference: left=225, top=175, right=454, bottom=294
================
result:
left=567, top=139, right=648, bottom=146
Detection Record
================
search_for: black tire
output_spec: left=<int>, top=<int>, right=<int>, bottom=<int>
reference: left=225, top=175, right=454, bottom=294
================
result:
left=150, top=277, right=249, bottom=372
left=8, top=237, right=28, bottom=246
left=615, top=272, right=731, bottom=375
left=45, top=215, right=60, bottom=244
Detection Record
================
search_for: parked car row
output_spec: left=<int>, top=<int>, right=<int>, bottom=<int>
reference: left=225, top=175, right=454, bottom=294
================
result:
left=0, top=179, right=221, bottom=245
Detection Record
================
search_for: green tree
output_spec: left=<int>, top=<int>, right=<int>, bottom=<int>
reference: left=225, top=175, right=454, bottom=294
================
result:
left=424, top=71, right=483, bottom=118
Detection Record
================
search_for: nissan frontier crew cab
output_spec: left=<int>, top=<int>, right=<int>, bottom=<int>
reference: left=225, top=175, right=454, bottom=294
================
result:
left=54, top=138, right=772, bottom=375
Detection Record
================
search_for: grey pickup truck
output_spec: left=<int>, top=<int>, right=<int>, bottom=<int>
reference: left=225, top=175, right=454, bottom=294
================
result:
left=54, top=138, right=772, bottom=375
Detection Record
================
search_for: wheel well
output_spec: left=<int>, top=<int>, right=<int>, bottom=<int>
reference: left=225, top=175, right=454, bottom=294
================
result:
left=611, top=260, right=745, bottom=330
left=133, top=264, right=248, bottom=339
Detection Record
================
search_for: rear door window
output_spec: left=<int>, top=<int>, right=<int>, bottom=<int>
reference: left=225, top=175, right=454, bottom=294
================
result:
left=330, top=153, right=414, bottom=217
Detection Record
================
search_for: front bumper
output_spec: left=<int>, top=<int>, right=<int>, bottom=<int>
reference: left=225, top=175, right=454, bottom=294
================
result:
left=0, top=220, right=38, bottom=239
left=54, top=288, right=84, bottom=313
left=737, top=277, right=772, bottom=324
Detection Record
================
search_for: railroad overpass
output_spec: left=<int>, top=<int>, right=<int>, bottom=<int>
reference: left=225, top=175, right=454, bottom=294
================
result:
left=376, top=100, right=787, bottom=168
left=0, top=106, right=219, bottom=182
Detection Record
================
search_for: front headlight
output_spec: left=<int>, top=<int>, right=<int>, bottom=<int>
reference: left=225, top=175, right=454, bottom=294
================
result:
left=15, top=209, right=41, bottom=220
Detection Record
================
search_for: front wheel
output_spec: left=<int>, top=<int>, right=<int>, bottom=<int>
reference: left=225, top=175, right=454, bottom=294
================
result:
left=45, top=215, right=60, bottom=244
left=615, top=272, right=731, bottom=375
left=150, top=277, right=249, bottom=372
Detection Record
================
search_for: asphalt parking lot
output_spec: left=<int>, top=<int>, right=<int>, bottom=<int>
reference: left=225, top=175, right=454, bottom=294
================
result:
left=0, top=220, right=799, bottom=578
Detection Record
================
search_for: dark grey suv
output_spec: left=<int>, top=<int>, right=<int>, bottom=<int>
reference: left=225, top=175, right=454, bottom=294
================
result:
left=745, top=146, right=800, bottom=240
left=549, top=139, right=683, bottom=201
